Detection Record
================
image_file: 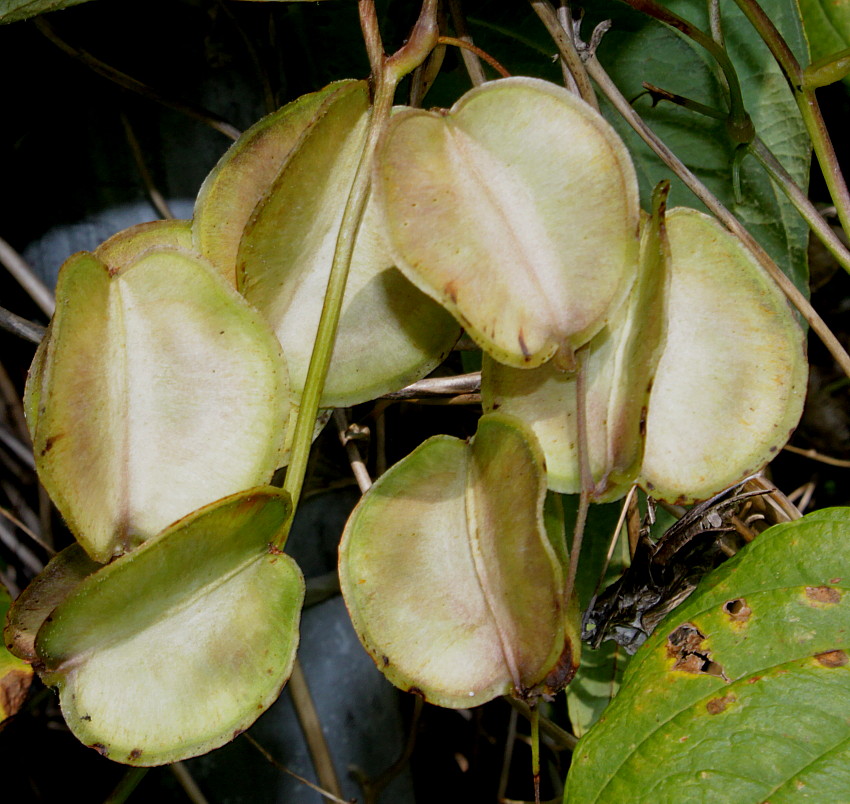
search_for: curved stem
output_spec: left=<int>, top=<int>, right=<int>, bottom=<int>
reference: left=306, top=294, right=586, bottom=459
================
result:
left=586, top=55, right=850, bottom=379
left=615, top=0, right=752, bottom=142
left=729, top=0, right=850, bottom=241
left=750, top=137, right=850, bottom=275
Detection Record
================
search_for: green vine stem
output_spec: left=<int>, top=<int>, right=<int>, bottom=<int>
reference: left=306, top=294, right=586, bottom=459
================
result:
left=582, top=53, right=850, bottom=379
left=729, top=0, right=850, bottom=244
left=277, top=0, right=439, bottom=549
left=804, top=48, right=850, bottom=90
left=613, top=0, right=753, bottom=145
left=641, top=83, right=850, bottom=276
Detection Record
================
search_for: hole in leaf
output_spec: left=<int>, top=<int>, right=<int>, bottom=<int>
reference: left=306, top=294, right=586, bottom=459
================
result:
left=665, top=623, right=727, bottom=679
left=722, top=598, right=752, bottom=623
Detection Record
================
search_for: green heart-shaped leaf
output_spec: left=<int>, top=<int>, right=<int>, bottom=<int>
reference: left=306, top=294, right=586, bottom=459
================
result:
left=35, top=487, right=303, bottom=766
left=27, top=245, right=290, bottom=562
left=339, top=413, right=579, bottom=708
left=374, top=76, right=640, bottom=370
left=565, top=508, right=850, bottom=802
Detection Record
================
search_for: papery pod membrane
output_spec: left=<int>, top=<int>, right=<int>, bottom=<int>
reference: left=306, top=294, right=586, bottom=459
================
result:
left=193, top=81, right=355, bottom=287
left=4, top=544, right=100, bottom=662
left=231, top=80, right=459, bottom=407
left=639, top=208, right=807, bottom=503
left=565, top=508, right=850, bottom=802
left=34, top=487, right=304, bottom=766
left=339, top=413, right=578, bottom=709
left=95, top=219, right=194, bottom=268
left=481, top=189, right=670, bottom=501
left=0, top=583, right=32, bottom=722
left=27, top=248, right=290, bottom=562
left=374, top=76, right=640, bottom=371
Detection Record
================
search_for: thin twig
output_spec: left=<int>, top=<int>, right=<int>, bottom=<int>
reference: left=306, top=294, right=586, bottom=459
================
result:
left=243, top=733, right=352, bottom=804
left=0, top=518, right=43, bottom=574
left=169, top=763, right=210, bottom=804
left=35, top=18, right=241, bottom=141
left=351, top=695, right=423, bottom=804
left=783, top=443, right=850, bottom=468
left=0, top=506, right=54, bottom=555
left=447, top=0, right=487, bottom=86
left=497, top=705, right=519, bottom=802
left=288, top=659, right=345, bottom=803
left=103, top=768, right=148, bottom=804
left=437, top=36, right=510, bottom=77
left=529, top=0, right=598, bottom=109
left=0, top=238, right=54, bottom=317
left=0, top=306, right=46, bottom=344
left=507, top=698, right=578, bottom=751
left=333, top=409, right=372, bottom=494
left=382, top=372, right=480, bottom=399
left=584, top=55, right=850, bottom=379
left=0, top=359, right=31, bottom=443
left=120, top=113, right=175, bottom=220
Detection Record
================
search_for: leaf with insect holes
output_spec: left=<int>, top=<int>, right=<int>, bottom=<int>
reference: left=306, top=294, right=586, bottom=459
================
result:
left=198, top=79, right=459, bottom=407
left=374, top=76, right=640, bottom=371
left=26, top=237, right=290, bottom=562
left=34, top=487, right=303, bottom=766
left=339, top=413, right=580, bottom=709
left=565, top=508, right=850, bottom=802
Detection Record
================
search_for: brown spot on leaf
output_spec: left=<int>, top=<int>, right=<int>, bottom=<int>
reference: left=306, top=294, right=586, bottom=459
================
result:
left=80, top=714, right=92, bottom=721
left=805, top=586, right=841, bottom=605
left=444, top=281, right=458, bottom=304
left=267, top=543, right=284, bottom=556
left=748, top=676, right=762, bottom=684
left=639, top=406, right=648, bottom=437
left=815, top=650, right=848, bottom=668
left=666, top=623, right=727, bottom=679
left=233, top=728, right=245, bottom=739
left=723, top=598, right=752, bottom=623
left=830, top=578, right=842, bottom=584
left=40, top=433, right=65, bottom=456
left=407, top=686, right=427, bottom=701
left=381, top=655, right=390, bottom=667
left=90, top=743, right=109, bottom=757
left=706, top=693, right=736, bottom=714
left=129, top=748, right=143, bottom=761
